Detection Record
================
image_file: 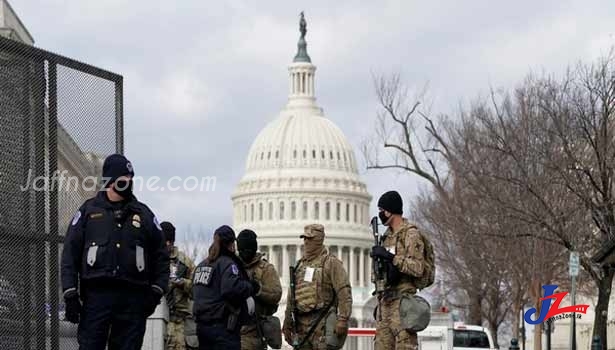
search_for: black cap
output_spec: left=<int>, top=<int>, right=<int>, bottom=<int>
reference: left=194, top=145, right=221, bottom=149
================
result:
left=102, top=154, right=134, bottom=186
left=215, top=225, right=236, bottom=243
left=377, top=190, right=403, bottom=215
left=160, top=221, right=176, bottom=243
left=237, top=229, right=257, bottom=251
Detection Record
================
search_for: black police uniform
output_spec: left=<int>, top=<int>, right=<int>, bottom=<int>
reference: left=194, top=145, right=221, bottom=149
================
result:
left=61, top=190, right=170, bottom=350
left=192, top=228, right=256, bottom=350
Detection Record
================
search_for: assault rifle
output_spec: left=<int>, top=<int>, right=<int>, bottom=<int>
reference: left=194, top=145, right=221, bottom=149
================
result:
left=288, top=266, right=300, bottom=349
left=371, top=216, right=386, bottom=295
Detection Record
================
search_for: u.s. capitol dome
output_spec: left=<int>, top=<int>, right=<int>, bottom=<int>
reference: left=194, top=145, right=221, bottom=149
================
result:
left=231, top=15, right=375, bottom=340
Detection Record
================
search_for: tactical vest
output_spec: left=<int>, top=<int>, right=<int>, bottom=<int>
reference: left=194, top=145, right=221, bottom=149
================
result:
left=294, top=253, right=331, bottom=313
left=247, top=258, right=278, bottom=316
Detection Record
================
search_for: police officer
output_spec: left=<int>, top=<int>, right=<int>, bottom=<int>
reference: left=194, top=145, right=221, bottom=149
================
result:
left=192, top=225, right=260, bottom=350
left=371, top=190, right=429, bottom=350
left=283, top=224, right=353, bottom=350
left=162, top=221, right=196, bottom=350
left=237, top=229, right=282, bottom=350
left=60, top=154, right=170, bottom=350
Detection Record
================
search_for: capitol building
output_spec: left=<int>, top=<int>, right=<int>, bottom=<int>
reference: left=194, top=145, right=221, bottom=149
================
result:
left=231, top=14, right=376, bottom=348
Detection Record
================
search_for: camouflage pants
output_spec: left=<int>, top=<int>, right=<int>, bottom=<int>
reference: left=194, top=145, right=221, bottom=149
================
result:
left=375, top=297, right=418, bottom=350
left=293, top=314, right=328, bottom=350
left=241, top=327, right=266, bottom=350
left=167, top=318, right=186, bottom=350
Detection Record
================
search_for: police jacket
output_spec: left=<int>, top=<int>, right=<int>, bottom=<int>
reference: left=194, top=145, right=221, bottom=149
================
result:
left=192, top=250, right=254, bottom=326
left=60, top=191, right=170, bottom=296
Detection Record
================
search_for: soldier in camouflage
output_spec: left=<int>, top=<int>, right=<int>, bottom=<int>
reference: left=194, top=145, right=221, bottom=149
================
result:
left=371, top=191, right=427, bottom=350
left=161, top=221, right=196, bottom=350
left=236, top=229, right=282, bottom=350
left=283, top=224, right=353, bottom=350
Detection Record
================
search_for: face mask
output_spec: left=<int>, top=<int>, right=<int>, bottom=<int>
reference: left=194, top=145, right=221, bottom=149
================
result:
left=379, top=211, right=390, bottom=226
left=114, top=179, right=133, bottom=198
left=304, top=236, right=324, bottom=260
left=239, top=249, right=256, bottom=263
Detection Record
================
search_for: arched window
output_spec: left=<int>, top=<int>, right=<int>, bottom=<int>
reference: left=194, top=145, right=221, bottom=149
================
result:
left=268, top=202, right=273, bottom=220
left=326, top=202, right=331, bottom=220
left=346, top=203, right=350, bottom=222
left=243, top=205, right=247, bottom=222
left=280, top=202, right=285, bottom=220
left=303, top=150, right=307, bottom=158
left=314, top=202, right=320, bottom=220
left=291, top=201, right=297, bottom=220
left=259, top=203, right=263, bottom=221
left=354, top=204, right=357, bottom=223
left=321, top=150, right=325, bottom=159
left=312, top=150, right=316, bottom=158
left=336, top=202, right=341, bottom=221
left=250, top=204, right=254, bottom=222
left=294, top=150, right=297, bottom=158
left=275, top=150, right=279, bottom=159
left=303, top=201, right=308, bottom=220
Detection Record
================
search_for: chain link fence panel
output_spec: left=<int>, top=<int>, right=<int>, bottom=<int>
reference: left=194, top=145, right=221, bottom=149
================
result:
left=0, top=34, right=123, bottom=350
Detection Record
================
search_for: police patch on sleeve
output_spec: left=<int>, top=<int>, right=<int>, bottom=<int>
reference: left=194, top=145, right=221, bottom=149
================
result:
left=153, top=216, right=162, bottom=231
left=71, top=210, right=81, bottom=226
left=231, top=264, right=239, bottom=275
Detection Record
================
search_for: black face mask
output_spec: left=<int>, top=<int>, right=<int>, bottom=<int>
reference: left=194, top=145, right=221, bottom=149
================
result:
left=379, top=211, right=390, bottom=226
left=239, top=249, right=256, bottom=263
left=114, top=179, right=133, bottom=199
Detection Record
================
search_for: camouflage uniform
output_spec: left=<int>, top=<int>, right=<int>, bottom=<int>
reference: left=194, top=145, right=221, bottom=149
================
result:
left=374, top=219, right=426, bottom=350
left=240, top=252, right=283, bottom=350
left=283, top=224, right=353, bottom=350
left=166, top=246, right=196, bottom=350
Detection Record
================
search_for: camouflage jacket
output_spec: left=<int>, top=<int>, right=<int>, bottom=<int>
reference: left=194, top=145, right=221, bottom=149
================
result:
left=283, top=248, right=353, bottom=331
left=167, top=246, right=196, bottom=318
left=241, top=252, right=282, bottom=333
left=381, top=218, right=426, bottom=295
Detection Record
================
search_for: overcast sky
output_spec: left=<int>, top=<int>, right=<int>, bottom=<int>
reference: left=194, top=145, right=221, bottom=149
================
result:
left=12, top=0, right=615, bottom=243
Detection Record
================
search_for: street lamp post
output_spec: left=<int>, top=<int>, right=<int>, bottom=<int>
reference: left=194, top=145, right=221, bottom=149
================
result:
left=570, top=251, right=579, bottom=350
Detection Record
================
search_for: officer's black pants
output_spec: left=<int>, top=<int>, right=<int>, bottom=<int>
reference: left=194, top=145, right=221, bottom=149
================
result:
left=197, top=322, right=240, bottom=350
left=77, top=283, right=149, bottom=350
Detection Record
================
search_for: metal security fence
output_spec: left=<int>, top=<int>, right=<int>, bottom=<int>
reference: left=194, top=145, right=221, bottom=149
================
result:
left=0, top=34, right=123, bottom=350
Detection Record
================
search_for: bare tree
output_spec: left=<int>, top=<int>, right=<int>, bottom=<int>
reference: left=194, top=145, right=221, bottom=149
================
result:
left=176, top=224, right=212, bottom=264
left=450, top=51, right=615, bottom=349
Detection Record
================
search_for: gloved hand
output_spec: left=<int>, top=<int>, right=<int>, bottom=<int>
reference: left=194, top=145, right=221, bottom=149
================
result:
left=246, top=297, right=256, bottom=316
left=371, top=246, right=395, bottom=261
left=250, top=280, right=261, bottom=296
left=144, top=286, right=163, bottom=317
left=386, top=261, right=402, bottom=286
left=64, top=290, right=81, bottom=324
left=335, top=318, right=348, bottom=337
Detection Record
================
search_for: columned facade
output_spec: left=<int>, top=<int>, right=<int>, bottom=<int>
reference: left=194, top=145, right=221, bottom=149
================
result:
left=231, top=15, right=374, bottom=340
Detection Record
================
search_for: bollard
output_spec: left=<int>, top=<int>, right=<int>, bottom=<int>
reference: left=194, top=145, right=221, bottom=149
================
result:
left=510, top=338, right=520, bottom=350
left=591, top=335, right=601, bottom=350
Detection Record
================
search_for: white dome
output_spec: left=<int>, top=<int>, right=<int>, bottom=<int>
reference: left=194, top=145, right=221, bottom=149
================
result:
left=245, top=112, right=359, bottom=174
left=231, top=20, right=375, bottom=332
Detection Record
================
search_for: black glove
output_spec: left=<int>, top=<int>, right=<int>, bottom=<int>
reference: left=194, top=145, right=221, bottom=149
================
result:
left=371, top=246, right=395, bottom=261
left=64, top=290, right=81, bottom=324
left=144, top=286, right=163, bottom=317
left=250, top=280, right=261, bottom=296
left=386, top=261, right=402, bottom=286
